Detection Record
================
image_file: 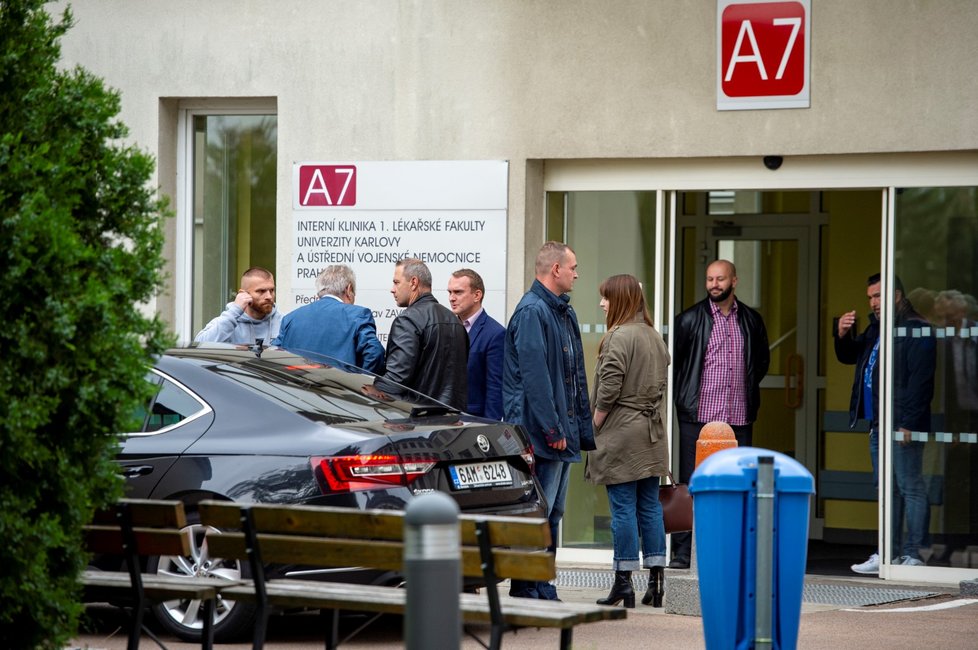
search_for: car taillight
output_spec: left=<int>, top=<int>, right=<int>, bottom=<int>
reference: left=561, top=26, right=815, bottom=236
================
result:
left=521, top=445, right=535, bottom=473
left=312, top=454, right=437, bottom=493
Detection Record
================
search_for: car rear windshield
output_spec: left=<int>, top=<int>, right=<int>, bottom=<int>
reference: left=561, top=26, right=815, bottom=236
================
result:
left=205, top=356, right=418, bottom=426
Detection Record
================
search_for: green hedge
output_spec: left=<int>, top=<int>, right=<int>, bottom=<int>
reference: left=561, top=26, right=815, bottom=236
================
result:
left=0, top=2, right=171, bottom=647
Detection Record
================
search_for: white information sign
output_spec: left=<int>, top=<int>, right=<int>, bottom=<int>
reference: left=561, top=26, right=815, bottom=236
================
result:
left=290, top=160, right=508, bottom=346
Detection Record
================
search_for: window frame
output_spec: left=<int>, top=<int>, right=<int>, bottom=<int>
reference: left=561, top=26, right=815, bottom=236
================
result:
left=125, top=369, right=213, bottom=438
left=175, top=99, right=278, bottom=342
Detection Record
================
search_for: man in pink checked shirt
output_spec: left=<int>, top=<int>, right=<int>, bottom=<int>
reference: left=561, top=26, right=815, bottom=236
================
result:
left=670, top=259, right=770, bottom=569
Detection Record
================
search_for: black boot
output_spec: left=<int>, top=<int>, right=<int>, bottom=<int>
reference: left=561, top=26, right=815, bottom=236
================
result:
left=596, top=570, right=635, bottom=608
left=642, top=566, right=664, bottom=607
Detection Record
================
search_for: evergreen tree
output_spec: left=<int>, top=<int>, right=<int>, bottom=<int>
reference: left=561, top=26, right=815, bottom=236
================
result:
left=0, top=1, right=171, bottom=646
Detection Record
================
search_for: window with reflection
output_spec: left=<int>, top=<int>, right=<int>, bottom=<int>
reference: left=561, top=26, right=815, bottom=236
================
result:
left=892, top=186, right=978, bottom=568
left=546, top=191, right=657, bottom=548
left=192, top=114, right=277, bottom=335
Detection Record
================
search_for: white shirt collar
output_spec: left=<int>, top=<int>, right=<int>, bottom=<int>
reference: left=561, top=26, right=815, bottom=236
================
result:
left=462, top=307, right=484, bottom=332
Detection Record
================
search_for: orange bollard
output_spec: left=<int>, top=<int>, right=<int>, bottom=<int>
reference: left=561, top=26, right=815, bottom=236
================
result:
left=694, top=421, right=738, bottom=469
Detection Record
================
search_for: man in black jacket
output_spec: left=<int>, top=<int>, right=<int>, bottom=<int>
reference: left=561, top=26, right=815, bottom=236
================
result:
left=835, top=273, right=935, bottom=574
left=367, top=257, right=468, bottom=410
left=670, top=260, right=770, bottom=568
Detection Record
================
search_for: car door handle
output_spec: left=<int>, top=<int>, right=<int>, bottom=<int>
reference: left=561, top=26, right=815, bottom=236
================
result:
left=122, top=465, right=154, bottom=478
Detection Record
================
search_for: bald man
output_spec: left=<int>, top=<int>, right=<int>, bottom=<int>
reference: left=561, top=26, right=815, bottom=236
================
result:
left=670, top=259, right=769, bottom=568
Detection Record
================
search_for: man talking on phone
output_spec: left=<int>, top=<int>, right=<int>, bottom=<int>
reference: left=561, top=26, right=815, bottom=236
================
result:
left=834, top=273, right=935, bottom=574
left=194, top=266, right=282, bottom=345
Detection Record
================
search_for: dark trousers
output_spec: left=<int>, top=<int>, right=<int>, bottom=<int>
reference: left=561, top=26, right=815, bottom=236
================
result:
left=670, top=419, right=753, bottom=560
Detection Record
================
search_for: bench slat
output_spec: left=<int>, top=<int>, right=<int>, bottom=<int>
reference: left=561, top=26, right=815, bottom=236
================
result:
left=198, top=500, right=551, bottom=548
left=459, top=515, right=551, bottom=547
left=205, top=531, right=554, bottom=582
left=91, top=498, right=187, bottom=528
left=81, top=570, right=225, bottom=601
left=206, top=532, right=404, bottom=573
left=211, top=580, right=625, bottom=628
left=199, top=501, right=405, bottom=539
left=83, top=525, right=192, bottom=557
left=461, top=549, right=555, bottom=582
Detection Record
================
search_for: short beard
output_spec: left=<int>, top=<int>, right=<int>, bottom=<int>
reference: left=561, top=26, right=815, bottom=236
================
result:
left=708, top=287, right=732, bottom=303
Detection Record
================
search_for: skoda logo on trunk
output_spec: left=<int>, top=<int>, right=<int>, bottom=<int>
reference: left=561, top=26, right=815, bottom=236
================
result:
left=476, top=434, right=491, bottom=453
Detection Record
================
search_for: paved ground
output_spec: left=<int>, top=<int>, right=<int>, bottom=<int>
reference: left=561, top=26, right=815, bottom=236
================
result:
left=69, top=570, right=978, bottom=649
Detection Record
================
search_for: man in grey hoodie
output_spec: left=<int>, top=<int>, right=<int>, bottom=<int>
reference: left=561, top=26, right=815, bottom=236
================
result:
left=194, top=266, right=282, bottom=344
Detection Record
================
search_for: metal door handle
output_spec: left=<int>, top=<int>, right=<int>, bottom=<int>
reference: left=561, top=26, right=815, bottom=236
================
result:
left=784, top=353, right=804, bottom=409
left=122, top=465, right=154, bottom=478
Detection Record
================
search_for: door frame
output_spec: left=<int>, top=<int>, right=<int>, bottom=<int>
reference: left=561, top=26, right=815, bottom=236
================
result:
left=701, top=218, right=824, bottom=538
left=545, top=153, right=978, bottom=583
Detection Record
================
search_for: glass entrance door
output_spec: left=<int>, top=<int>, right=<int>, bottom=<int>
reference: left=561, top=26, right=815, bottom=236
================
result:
left=689, top=219, right=824, bottom=537
left=704, top=227, right=815, bottom=469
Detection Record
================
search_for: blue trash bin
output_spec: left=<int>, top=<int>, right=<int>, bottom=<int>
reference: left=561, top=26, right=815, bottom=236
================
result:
left=689, top=447, right=815, bottom=650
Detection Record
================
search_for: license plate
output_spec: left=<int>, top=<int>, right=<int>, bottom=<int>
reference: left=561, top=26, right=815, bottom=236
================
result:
left=449, top=461, right=512, bottom=489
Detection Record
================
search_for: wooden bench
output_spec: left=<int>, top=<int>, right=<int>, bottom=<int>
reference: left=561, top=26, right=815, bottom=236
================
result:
left=198, top=499, right=626, bottom=649
left=81, top=499, right=229, bottom=650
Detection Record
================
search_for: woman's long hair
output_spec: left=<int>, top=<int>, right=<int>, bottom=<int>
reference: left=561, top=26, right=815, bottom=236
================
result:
left=598, top=274, right=653, bottom=351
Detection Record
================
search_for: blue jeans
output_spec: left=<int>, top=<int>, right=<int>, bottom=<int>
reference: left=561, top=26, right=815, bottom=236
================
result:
left=606, top=476, right=667, bottom=571
left=510, top=457, right=571, bottom=599
left=892, top=440, right=927, bottom=559
left=869, top=429, right=927, bottom=560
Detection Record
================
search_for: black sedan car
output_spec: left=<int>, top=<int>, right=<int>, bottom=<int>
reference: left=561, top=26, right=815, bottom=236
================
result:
left=114, top=343, right=544, bottom=642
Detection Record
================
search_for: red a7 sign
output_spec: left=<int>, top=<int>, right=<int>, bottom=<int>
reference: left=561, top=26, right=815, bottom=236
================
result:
left=717, top=0, right=810, bottom=110
left=296, top=165, right=357, bottom=207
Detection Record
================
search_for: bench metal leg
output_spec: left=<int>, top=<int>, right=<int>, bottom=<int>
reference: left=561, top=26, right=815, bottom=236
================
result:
left=463, top=625, right=490, bottom=650
left=559, top=627, right=573, bottom=650
left=489, top=623, right=506, bottom=650
left=252, top=606, right=270, bottom=650
left=323, top=608, right=339, bottom=650
left=127, top=605, right=144, bottom=650
left=201, top=598, right=215, bottom=650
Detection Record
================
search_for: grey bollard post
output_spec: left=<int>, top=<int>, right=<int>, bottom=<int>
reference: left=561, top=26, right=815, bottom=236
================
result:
left=404, top=492, right=461, bottom=650
left=755, top=456, right=775, bottom=650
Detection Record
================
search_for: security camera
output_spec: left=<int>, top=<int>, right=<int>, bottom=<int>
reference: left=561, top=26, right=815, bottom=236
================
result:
left=763, top=155, right=783, bottom=170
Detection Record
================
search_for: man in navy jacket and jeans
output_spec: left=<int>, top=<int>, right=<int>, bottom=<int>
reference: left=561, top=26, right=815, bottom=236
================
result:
left=835, top=273, right=935, bottom=574
left=503, top=242, right=595, bottom=600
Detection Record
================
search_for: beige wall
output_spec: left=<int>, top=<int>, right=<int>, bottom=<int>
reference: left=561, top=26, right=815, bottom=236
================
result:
left=54, top=0, right=978, bottom=322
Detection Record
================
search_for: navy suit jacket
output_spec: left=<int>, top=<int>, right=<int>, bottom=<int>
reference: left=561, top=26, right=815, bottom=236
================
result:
left=272, top=296, right=385, bottom=374
left=466, top=310, right=505, bottom=419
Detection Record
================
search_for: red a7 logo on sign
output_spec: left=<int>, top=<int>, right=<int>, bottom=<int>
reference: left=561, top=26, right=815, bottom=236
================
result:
left=721, top=1, right=805, bottom=97
left=298, top=165, right=357, bottom=207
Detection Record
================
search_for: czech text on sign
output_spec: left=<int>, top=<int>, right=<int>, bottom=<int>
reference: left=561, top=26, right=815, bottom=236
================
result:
left=290, top=161, right=508, bottom=343
left=717, top=0, right=810, bottom=110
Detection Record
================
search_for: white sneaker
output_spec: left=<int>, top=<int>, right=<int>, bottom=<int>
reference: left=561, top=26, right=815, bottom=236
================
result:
left=851, top=552, right=880, bottom=574
left=895, top=555, right=924, bottom=566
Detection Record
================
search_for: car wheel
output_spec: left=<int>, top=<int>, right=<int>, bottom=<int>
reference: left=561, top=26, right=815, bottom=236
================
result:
left=147, top=511, right=256, bottom=642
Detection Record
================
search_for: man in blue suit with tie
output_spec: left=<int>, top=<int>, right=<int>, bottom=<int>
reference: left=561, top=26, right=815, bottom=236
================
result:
left=272, top=264, right=385, bottom=374
left=448, top=269, right=505, bottom=419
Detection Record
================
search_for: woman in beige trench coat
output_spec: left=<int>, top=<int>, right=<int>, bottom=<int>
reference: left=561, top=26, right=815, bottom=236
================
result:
left=587, top=274, right=670, bottom=608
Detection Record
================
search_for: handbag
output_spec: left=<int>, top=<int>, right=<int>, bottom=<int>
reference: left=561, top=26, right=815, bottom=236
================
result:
left=659, top=471, right=693, bottom=533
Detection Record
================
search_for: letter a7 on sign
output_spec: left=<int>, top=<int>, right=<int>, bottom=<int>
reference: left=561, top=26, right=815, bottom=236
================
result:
left=717, top=0, right=810, bottom=110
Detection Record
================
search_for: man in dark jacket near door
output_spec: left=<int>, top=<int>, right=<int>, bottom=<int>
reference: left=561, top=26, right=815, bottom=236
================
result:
left=367, top=257, right=468, bottom=410
left=670, top=259, right=770, bottom=568
left=835, top=273, right=935, bottom=574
